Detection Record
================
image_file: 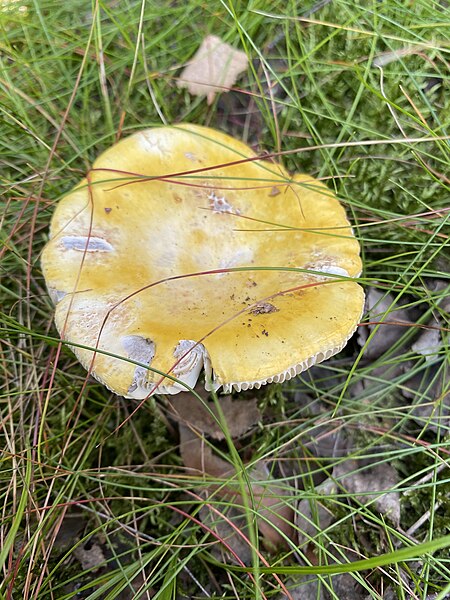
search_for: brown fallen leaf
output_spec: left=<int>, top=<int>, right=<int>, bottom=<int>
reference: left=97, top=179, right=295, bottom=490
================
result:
left=248, top=461, right=295, bottom=550
left=294, top=456, right=400, bottom=557
left=199, top=503, right=253, bottom=565
left=354, top=283, right=449, bottom=433
left=177, top=34, right=248, bottom=105
left=179, top=423, right=232, bottom=477
left=168, top=392, right=261, bottom=441
left=179, top=424, right=294, bottom=552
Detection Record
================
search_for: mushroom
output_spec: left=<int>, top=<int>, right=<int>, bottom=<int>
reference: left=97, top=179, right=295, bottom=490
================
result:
left=42, top=124, right=364, bottom=398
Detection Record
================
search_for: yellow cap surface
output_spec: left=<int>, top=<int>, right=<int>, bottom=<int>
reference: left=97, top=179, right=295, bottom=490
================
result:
left=42, top=124, right=364, bottom=397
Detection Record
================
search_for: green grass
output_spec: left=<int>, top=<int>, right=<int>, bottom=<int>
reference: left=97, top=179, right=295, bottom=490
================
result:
left=1, top=0, right=449, bottom=598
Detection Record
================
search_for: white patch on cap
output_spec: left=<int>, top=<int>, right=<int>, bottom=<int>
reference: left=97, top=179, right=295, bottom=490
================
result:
left=219, top=247, right=254, bottom=271
left=60, top=236, right=113, bottom=252
left=156, top=249, right=178, bottom=268
left=123, top=335, right=156, bottom=395
left=125, top=339, right=211, bottom=398
left=138, top=130, right=172, bottom=156
left=312, top=265, right=350, bottom=278
left=172, top=340, right=206, bottom=388
left=304, top=263, right=350, bottom=279
left=208, top=191, right=240, bottom=215
left=48, top=288, right=66, bottom=304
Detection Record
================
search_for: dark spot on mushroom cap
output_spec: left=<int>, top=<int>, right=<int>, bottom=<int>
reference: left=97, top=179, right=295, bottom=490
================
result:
left=269, top=186, right=281, bottom=197
left=250, top=302, right=279, bottom=316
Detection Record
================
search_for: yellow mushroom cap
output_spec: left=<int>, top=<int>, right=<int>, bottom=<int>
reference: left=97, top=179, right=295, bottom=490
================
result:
left=42, top=124, right=364, bottom=397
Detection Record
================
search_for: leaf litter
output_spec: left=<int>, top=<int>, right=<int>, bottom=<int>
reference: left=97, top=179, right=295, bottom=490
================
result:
left=167, top=391, right=260, bottom=440
left=176, top=34, right=248, bottom=105
left=167, top=279, right=447, bottom=592
left=279, top=282, right=448, bottom=597
left=173, top=393, right=294, bottom=558
left=356, top=286, right=413, bottom=359
left=358, top=284, right=448, bottom=430
left=333, top=459, right=400, bottom=526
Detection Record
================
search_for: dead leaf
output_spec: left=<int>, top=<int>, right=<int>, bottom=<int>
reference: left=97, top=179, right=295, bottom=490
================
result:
left=179, top=425, right=294, bottom=551
left=302, top=422, right=349, bottom=459
left=168, top=392, right=260, bottom=440
left=351, top=286, right=415, bottom=399
left=247, top=461, right=295, bottom=550
left=282, top=559, right=397, bottom=600
left=179, top=423, right=232, bottom=477
left=296, top=478, right=337, bottom=547
left=355, top=283, right=448, bottom=433
left=199, top=504, right=253, bottom=565
left=350, top=359, right=406, bottom=400
left=177, top=34, right=248, bottom=105
left=325, top=571, right=372, bottom=600
left=403, top=362, right=450, bottom=432
left=373, top=46, right=423, bottom=68
left=74, top=542, right=105, bottom=573
left=357, top=287, right=412, bottom=359
left=334, top=459, right=400, bottom=525
left=431, top=278, right=450, bottom=314
left=411, top=320, right=442, bottom=360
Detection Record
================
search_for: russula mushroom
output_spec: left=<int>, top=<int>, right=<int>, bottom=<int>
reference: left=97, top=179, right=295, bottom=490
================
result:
left=42, top=124, right=364, bottom=397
